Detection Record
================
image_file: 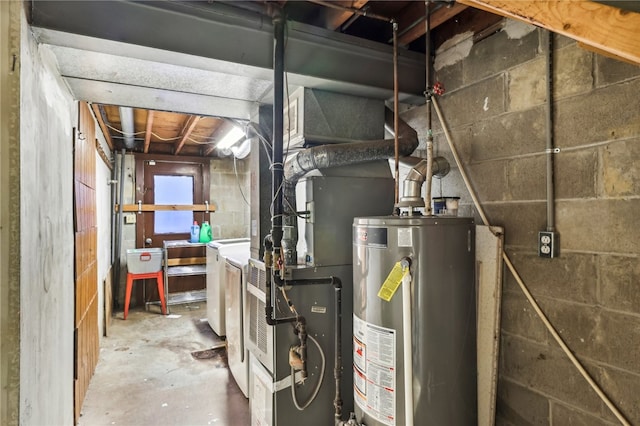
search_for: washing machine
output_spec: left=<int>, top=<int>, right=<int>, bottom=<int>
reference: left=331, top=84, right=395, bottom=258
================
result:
left=225, top=251, right=251, bottom=398
left=206, top=238, right=249, bottom=336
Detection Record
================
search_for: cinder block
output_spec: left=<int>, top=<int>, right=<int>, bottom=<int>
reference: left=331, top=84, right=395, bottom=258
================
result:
left=555, top=79, right=640, bottom=148
left=500, top=335, right=606, bottom=415
left=435, top=60, right=464, bottom=94
left=401, top=102, right=445, bottom=137
left=554, top=44, right=593, bottom=100
left=555, top=150, right=598, bottom=199
left=438, top=75, right=506, bottom=128
left=468, top=160, right=509, bottom=202
left=542, top=298, right=600, bottom=361
left=596, top=366, right=640, bottom=423
left=501, top=290, right=549, bottom=344
left=551, top=402, right=618, bottom=426
left=506, top=156, right=546, bottom=201
left=508, top=57, right=546, bottom=111
left=553, top=33, right=576, bottom=50
left=595, top=55, right=640, bottom=87
left=599, top=255, right=640, bottom=315
left=505, top=249, right=598, bottom=304
left=467, top=106, right=546, bottom=162
left=483, top=202, right=546, bottom=248
left=496, top=378, right=550, bottom=425
left=589, top=310, right=640, bottom=376
left=600, top=139, right=640, bottom=197
left=556, top=199, right=640, bottom=254
left=432, top=126, right=473, bottom=163
left=463, top=26, right=539, bottom=85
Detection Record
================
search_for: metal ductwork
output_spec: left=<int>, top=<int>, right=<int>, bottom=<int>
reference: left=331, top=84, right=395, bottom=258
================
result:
left=284, top=107, right=417, bottom=185
left=397, top=156, right=450, bottom=211
left=280, top=107, right=419, bottom=265
left=119, top=106, right=135, bottom=149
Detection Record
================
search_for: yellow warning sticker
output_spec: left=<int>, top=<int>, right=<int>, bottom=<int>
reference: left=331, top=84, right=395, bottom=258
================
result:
left=377, top=261, right=408, bottom=302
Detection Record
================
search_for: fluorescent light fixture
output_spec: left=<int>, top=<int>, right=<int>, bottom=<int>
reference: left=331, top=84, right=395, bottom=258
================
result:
left=216, top=126, right=245, bottom=150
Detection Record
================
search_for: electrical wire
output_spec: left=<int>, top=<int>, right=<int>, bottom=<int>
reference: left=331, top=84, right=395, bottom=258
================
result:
left=291, top=334, right=326, bottom=411
left=431, top=96, right=631, bottom=426
left=233, top=156, right=250, bottom=206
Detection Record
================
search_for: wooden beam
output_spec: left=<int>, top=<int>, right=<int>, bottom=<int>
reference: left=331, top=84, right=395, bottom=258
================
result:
left=114, top=204, right=216, bottom=213
left=202, top=143, right=217, bottom=157
left=325, top=0, right=369, bottom=30
left=202, top=123, right=226, bottom=157
left=398, top=2, right=469, bottom=46
left=173, top=115, right=201, bottom=155
left=143, top=110, right=155, bottom=153
left=90, top=103, right=114, bottom=149
left=458, top=0, right=640, bottom=65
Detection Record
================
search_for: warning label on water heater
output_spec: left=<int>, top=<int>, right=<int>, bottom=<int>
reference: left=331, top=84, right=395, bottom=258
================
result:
left=353, top=315, right=396, bottom=426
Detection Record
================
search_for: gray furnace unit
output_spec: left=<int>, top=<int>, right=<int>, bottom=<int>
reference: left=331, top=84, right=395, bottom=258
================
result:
left=247, top=163, right=395, bottom=426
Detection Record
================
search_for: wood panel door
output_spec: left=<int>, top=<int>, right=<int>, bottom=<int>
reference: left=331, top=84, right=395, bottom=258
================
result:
left=133, top=156, right=210, bottom=305
left=74, top=102, right=99, bottom=422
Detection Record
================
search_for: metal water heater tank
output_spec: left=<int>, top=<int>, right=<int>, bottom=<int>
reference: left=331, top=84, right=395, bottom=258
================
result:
left=353, top=216, right=476, bottom=426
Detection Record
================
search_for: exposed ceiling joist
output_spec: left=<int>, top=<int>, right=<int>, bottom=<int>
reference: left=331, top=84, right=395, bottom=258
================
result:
left=143, top=110, right=154, bottom=153
left=396, top=2, right=469, bottom=46
left=202, top=141, right=218, bottom=157
left=458, top=0, right=640, bottom=65
left=325, top=0, right=369, bottom=30
left=174, top=116, right=201, bottom=155
left=90, top=103, right=113, bottom=150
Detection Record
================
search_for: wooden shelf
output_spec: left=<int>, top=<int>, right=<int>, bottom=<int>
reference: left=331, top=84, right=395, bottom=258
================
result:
left=163, top=240, right=208, bottom=312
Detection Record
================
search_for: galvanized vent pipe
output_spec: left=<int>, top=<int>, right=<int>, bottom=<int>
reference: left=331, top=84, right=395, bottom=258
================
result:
left=118, top=107, right=136, bottom=149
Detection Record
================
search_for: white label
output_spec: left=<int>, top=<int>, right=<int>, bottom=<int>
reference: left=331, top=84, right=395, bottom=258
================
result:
left=353, top=315, right=396, bottom=426
left=397, top=228, right=412, bottom=247
left=311, top=306, right=326, bottom=314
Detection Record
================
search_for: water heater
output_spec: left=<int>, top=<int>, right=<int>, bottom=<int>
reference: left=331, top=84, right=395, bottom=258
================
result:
left=352, top=216, right=476, bottom=426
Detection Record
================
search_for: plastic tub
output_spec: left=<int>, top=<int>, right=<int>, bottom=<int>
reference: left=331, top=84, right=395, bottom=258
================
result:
left=126, top=248, right=163, bottom=273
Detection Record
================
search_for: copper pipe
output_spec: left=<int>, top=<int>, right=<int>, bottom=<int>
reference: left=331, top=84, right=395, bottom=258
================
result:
left=393, top=21, right=400, bottom=207
left=424, top=0, right=434, bottom=214
left=308, top=0, right=393, bottom=23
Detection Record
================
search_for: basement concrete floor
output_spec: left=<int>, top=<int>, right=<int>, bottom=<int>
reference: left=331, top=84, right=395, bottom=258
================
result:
left=79, top=303, right=250, bottom=426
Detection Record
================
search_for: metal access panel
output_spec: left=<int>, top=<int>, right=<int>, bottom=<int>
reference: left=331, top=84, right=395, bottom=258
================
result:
left=272, top=264, right=354, bottom=426
left=297, top=174, right=394, bottom=266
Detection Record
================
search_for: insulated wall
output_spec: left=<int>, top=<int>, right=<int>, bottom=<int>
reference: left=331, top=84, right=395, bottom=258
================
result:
left=402, top=20, right=640, bottom=424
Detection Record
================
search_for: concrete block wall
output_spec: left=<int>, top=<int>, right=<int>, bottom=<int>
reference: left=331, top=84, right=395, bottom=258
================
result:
left=402, top=20, right=640, bottom=425
left=209, top=157, right=250, bottom=239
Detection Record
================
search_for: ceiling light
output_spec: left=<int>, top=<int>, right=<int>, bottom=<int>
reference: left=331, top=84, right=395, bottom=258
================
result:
left=216, top=126, right=245, bottom=150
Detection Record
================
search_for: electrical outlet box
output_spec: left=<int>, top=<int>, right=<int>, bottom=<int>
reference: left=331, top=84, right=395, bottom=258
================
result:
left=125, top=213, right=136, bottom=224
left=538, top=231, right=557, bottom=258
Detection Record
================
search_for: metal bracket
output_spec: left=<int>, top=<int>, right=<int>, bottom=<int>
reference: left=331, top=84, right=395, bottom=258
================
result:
left=205, top=201, right=209, bottom=214
left=138, top=200, right=142, bottom=214
left=545, top=148, right=561, bottom=154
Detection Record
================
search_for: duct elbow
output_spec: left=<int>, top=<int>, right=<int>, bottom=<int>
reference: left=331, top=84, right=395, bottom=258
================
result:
left=397, top=156, right=450, bottom=210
